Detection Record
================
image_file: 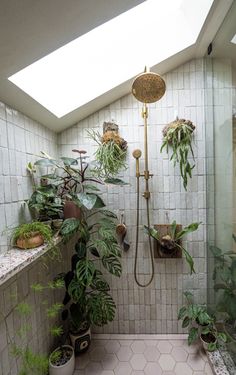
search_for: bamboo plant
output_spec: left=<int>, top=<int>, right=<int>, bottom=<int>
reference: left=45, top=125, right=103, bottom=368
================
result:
left=161, top=119, right=195, bottom=190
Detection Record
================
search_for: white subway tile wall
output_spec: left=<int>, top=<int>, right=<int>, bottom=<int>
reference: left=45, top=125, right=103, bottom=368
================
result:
left=0, top=103, right=58, bottom=254
left=58, top=59, right=208, bottom=334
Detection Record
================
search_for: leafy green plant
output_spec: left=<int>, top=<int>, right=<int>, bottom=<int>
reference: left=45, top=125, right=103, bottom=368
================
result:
left=210, top=242, right=236, bottom=342
left=3, top=280, right=65, bottom=375
left=88, top=129, right=127, bottom=178
left=160, top=119, right=195, bottom=190
left=145, top=221, right=201, bottom=274
left=12, top=222, right=53, bottom=247
left=178, top=291, right=227, bottom=351
left=61, top=209, right=121, bottom=332
left=178, top=291, right=213, bottom=345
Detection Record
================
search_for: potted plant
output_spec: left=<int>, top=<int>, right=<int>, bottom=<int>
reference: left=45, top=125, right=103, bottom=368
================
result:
left=27, top=162, right=64, bottom=228
left=49, top=345, right=75, bottom=375
left=160, top=118, right=195, bottom=190
left=210, top=242, right=236, bottom=343
left=178, top=291, right=227, bottom=351
left=3, top=279, right=71, bottom=375
left=87, top=125, right=128, bottom=178
left=145, top=221, right=201, bottom=274
left=12, top=222, right=53, bottom=249
left=56, top=148, right=122, bottom=355
left=60, top=208, right=121, bottom=355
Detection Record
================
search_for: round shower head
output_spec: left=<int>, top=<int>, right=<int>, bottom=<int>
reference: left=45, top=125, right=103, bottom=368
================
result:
left=132, top=71, right=166, bottom=103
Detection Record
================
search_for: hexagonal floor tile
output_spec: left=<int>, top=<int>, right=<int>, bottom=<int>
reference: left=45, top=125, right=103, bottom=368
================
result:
left=75, top=353, right=90, bottom=369
left=85, top=361, right=103, bottom=375
left=159, top=354, right=175, bottom=371
left=102, top=353, right=118, bottom=370
left=105, top=340, right=120, bottom=354
left=171, top=347, right=188, bottom=362
left=187, top=354, right=205, bottom=371
left=175, top=362, right=193, bottom=375
left=101, top=371, right=115, bottom=375
left=157, top=340, right=173, bottom=353
left=130, top=354, right=147, bottom=370
left=131, top=341, right=146, bottom=353
left=143, top=346, right=160, bottom=361
left=117, top=346, right=133, bottom=361
left=89, top=346, right=106, bottom=361
left=204, top=362, right=214, bottom=374
left=131, top=371, right=145, bottom=375
left=144, top=362, right=162, bottom=375
left=114, top=362, right=132, bottom=375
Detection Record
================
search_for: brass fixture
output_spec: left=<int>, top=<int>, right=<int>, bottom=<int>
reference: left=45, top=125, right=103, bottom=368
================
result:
left=132, top=67, right=166, bottom=287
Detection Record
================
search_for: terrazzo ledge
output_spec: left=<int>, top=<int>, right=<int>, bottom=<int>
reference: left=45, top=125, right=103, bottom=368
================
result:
left=0, top=235, right=62, bottom=286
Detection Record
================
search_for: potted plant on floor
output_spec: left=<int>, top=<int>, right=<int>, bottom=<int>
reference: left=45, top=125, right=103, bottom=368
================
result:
left=57, top=148, right=122, bottom=355
left=13, top=221, right=53, bottom=249
left=49, top=344, right=75, bottom=375
left=178, top=291, right=227, bottom=351
left=145, top=221, right=201, bottom=274
left=160, top=118, right=195, bottom=190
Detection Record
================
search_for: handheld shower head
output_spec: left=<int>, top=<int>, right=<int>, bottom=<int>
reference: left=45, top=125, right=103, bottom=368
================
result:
left=132, top=149, right=142, bottom=159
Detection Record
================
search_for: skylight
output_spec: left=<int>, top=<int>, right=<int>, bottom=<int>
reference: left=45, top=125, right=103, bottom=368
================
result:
left=231, top=34, right=236, bottom=44
left=8, top=0, right=214, bottom=118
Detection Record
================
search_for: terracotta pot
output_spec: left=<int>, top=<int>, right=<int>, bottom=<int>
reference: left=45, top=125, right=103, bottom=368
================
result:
left=49, top=345, right=75, bottom=375
left=69, top=327, right=91, bottom=355
left=64, top=201, right=81, bottom=219
left=16, top=232, right=44, bottom=249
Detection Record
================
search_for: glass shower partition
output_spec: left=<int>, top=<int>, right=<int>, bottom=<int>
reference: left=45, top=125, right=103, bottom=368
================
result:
left=205, top=57, right=236, bottom=371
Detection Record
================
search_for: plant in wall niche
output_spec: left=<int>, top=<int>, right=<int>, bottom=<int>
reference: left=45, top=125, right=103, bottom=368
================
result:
left=160, top=118, right=195, bottom=190
left=178, top=291, right=227, bottom=351
left=145, top=221, right=201, bottom=274
left=87, top=122, right=128, bottom=179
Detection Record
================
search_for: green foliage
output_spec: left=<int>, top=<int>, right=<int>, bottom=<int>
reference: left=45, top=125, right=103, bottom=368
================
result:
left=7, top=281, right=64, bottom=374
left=60, top=218, right=81, bottom=239
left=161, top=119, right=195, bottom=190
left=88, top=129, right=127, bottom=178
left=178, top=291, right=227, bottom=350
left=145, top=221, right=201, bottom=274
left=13, top=222, right=53, bottom=247
left=209, top=242, right=236, bottom=343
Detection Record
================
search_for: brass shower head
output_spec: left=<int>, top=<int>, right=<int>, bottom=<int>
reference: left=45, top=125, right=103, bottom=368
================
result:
left=132, top=149, right=142, bottom=159
left=132, top=70, right=166, bottom=103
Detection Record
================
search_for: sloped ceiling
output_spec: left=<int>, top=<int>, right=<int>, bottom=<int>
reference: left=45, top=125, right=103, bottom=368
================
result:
left=0, top=0, right=233, bottom=132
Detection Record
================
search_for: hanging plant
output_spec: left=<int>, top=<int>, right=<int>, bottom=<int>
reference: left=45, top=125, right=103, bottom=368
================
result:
left=160, top=119, right=195, bottom=190
left=88, top=123, right=128, bottom=179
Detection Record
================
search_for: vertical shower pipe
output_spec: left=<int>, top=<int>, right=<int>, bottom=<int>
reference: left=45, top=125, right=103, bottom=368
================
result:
left=132, top=68, right=166, bottom=287
left=134, top=102, right=154, bottom=287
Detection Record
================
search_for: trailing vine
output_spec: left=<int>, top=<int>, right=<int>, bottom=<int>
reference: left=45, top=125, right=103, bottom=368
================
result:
left=161, top=119, right=195, bottom=190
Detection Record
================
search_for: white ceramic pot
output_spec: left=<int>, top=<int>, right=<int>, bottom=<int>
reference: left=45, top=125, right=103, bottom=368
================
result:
left=200, top=333, right=217, bottom=352
left=49, top=345, right=75, bottom=375
left=70, top=327, right=91, bottom=355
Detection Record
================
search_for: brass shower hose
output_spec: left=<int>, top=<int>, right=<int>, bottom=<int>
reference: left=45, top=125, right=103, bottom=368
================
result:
left=134, top=173, right=154, bottom=287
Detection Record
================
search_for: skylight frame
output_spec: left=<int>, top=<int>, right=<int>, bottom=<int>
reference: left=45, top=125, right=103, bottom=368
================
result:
left=8, top=0, right=214, bottom=118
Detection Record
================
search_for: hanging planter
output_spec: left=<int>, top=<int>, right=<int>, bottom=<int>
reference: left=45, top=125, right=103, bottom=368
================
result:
left=161, top=118, right=195, bottom=190
left=88, top=121, right=128, bottom=179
